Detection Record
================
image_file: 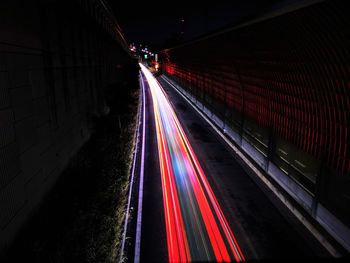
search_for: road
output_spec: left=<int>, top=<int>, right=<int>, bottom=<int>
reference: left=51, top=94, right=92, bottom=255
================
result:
left=135, top=64, right=328, bottom=262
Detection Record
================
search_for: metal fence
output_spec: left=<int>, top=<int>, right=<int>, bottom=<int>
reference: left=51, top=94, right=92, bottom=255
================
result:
left=160, top=0, right=350, bottom=249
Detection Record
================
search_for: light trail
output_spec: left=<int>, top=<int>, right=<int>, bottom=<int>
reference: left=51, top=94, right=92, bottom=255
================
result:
left=134, top=72, right=146, bottom=263
left=140, top=64, right=245, bottom=262
left=119, top=72, right=144, bottom=263
left=161, top=75, right=341, bottom=257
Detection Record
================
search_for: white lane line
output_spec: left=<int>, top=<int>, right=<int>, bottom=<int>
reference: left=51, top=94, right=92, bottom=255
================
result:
left=161, top=75, right=341, bottom=257
left=134, top=71, right=146, bottom=263
left=119, top=72, right=143, bottom=263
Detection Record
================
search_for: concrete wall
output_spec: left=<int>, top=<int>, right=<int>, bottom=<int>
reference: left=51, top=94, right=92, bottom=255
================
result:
left=0, top=0, right=132, bottom=253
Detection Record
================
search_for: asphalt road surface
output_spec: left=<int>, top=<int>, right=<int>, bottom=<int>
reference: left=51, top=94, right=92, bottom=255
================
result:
left=137, top=65, right=328, bottom=262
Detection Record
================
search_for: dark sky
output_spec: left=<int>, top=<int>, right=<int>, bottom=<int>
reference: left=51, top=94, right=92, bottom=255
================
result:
left=107, top=0, right=286, bottom=49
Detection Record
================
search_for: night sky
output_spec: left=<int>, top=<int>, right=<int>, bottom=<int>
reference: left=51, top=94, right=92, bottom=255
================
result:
left=107, top=0, right=287, bottom=50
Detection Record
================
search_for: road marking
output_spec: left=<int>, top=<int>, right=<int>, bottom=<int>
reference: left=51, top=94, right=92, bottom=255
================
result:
left=294, top=160, right=306, bottom=168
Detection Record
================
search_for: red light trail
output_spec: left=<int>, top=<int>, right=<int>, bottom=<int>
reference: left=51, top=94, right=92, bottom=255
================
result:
left=140, top=64, right=245, bottom=262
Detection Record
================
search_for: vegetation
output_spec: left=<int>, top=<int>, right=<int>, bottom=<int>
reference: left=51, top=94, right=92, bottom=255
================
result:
left=6, top=78, right=139, bottom=262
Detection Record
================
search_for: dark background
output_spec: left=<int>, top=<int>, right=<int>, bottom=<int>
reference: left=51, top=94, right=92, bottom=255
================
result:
left=106, top=0, right=288, bottom=49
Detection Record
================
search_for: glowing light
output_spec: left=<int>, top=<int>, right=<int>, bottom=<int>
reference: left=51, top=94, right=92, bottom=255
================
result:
left=140, top=64, right=245, bottom=262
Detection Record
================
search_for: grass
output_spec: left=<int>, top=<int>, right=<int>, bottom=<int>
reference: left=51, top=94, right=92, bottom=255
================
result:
left=5, top=80, right=139, bottom=263
left=83, top=94, right=138, bottom=263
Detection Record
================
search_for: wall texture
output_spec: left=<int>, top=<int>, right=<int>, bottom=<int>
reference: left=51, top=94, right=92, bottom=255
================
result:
left=0, top=0, right=133, bottom=252
left=161, top=0, right=350, bottom=250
